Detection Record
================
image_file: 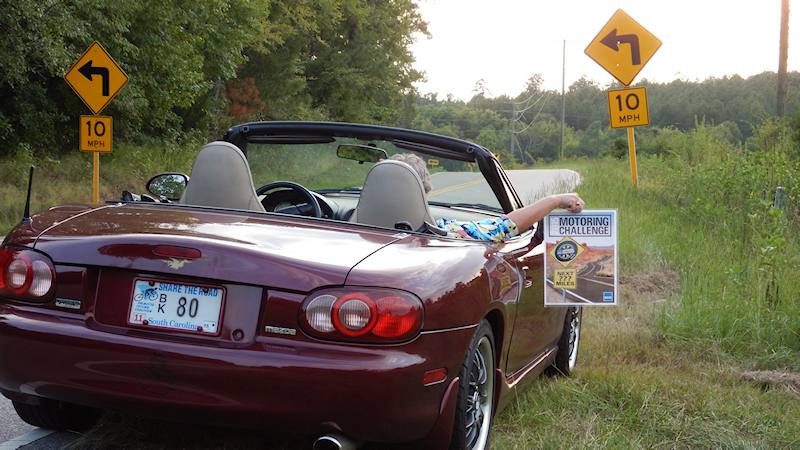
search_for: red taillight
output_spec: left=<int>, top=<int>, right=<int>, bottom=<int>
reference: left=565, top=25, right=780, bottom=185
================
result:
left=0, top=247, right=55, bottom=301
left=300, top=288, right=423, bottom=343
left=372, top=295, right=420, bottom=338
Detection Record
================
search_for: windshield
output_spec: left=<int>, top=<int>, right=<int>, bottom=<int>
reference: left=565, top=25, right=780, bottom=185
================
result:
left=246, top=138, right=502, bottom=211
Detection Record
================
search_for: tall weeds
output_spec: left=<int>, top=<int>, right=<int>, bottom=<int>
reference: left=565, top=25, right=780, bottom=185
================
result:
left=643, top=121, right=800, bottom=368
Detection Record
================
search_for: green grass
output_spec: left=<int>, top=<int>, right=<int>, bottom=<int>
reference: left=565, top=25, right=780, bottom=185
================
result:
left=563, top=157, right=799, bottom=370
left=490, top=157, right=800, bottom=449
left=0, top=140, right=200, bottom=234
left=493, top=272, right=800, bottom=449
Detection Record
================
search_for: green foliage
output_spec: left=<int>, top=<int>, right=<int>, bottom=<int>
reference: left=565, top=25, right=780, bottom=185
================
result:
left=0, top=0, right=273, bottom=151
left=634, top=121, right=800, bottom=368
left=408, top=72, right=800, bottom=164
left=0, top=137, right=201, bottom=233
left=0, top=0, right=426, bottom=152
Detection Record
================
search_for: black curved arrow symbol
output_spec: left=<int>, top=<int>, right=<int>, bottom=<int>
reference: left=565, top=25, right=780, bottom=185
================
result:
left=78, top=60, right=110, bottom=96
left=601, top=28, right=641, bottom=65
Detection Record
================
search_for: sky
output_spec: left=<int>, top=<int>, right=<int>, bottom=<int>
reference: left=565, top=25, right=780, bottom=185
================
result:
left=411, top=0, right=800, bottom=100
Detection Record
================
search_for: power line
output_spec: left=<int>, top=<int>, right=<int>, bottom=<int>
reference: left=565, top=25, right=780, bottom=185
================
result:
left=512, top=93, right=552, bottom=134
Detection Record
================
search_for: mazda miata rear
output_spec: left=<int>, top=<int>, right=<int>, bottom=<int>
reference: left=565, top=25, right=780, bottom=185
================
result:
left=0, top=122, right=581, bottom=449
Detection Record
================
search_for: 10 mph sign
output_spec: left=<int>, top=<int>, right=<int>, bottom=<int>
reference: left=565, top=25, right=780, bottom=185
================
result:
left=607, top=87, right=649, bottom=128
left=64, top=41, right=128, bottom=204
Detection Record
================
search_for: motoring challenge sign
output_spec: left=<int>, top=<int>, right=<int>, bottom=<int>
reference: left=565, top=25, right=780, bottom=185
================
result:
left=543, top=210, right=618, bottom=306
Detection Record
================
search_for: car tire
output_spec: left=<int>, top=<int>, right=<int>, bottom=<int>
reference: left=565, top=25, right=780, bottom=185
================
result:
left=450, top=319, right=495, bottom=450
left=12, top=399, right=99, bottom=431
left=548, top=306, right=582, bottom=376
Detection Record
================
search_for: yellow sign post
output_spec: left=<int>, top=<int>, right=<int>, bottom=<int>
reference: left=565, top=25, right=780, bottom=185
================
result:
left=607, top=87, right=649, bottom=128
left=627, top=127, right=639, bottom=187
left=586, top=9, right=660, bottom=187
left=65, top=42, right=127, bottom=204
left=584, top=9, right=662, bottom=86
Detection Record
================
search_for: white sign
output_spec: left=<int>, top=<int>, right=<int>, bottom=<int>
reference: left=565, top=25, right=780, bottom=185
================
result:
left=544, top=210, right=618, bottom=306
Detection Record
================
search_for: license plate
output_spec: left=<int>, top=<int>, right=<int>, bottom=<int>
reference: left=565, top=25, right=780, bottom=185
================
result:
left=128, top=279, right=224, bottom=335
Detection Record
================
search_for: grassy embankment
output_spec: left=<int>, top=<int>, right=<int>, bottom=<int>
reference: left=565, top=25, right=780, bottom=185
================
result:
left=493, top=156, right=799, bottom=448
left=1, top=134, right=798, bottom=448
left=0, top=140, right=200, bottom=234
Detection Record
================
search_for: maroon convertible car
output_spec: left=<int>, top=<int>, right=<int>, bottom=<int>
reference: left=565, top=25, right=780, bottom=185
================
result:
left=0, top=122, right=581, bottom=450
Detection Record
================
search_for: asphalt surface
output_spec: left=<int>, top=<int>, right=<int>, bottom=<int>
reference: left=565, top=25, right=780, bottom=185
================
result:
left=0, top=168, right=581, bottom=448
left=0, top=398, right=33, bottom=442
left=429, top=169, right=580, bottom=206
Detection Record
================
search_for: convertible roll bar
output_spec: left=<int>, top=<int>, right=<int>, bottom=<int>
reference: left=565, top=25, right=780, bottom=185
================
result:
left=222, top=121, right=523, bottom=213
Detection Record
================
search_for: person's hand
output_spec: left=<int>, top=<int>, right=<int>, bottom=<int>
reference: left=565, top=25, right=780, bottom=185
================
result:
left=557, top=193, right=584, bottom=213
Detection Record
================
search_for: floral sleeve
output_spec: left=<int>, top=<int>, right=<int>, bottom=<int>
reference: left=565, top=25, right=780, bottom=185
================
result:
left=436, top=215, right=519, bottom=242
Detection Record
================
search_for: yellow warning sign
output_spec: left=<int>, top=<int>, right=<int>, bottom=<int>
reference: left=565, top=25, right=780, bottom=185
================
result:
left=585, top=9, right=661, bottom=86
left=550, top=236, right=585, bottom=267
left=607, top=87, right=649, bottom=128
left=553, top=268, right=577, bottom=289
left=79, top=115, right=112, bottom=153
left=427, top=159, right=440, bottom=166
left=64, top=41, right=129, bottom=115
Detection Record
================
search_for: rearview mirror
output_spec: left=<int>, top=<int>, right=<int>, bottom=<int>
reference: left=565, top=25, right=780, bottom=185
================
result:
left=336, top=144, right=388, bottom=164
left=146, top=173, right=189, bottom=201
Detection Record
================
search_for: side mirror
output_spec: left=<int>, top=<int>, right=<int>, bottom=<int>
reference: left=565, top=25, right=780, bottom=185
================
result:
left=146, top=173, right=189, bottom=201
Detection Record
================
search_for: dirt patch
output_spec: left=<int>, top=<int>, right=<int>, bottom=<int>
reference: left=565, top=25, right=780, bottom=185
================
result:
left=619, top=267, right=679, bottom=297
left=741, top=370, right=800, bottom=400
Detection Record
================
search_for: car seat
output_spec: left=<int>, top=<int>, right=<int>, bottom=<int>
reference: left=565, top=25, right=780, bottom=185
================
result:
left=351, top=159, right=435, bottom=231
left=180, top=141, right=266, bottom=212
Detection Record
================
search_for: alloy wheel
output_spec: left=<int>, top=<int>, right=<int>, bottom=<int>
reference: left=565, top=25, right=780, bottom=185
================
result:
left=464, top=335, right=495, bottom=450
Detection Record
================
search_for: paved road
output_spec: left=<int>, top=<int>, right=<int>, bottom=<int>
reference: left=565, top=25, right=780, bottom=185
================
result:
left=0, top=168, right=581, bottom=447
left=429, top=169, right=580, bottom=207
left=0, top=397, right=33, bottom=442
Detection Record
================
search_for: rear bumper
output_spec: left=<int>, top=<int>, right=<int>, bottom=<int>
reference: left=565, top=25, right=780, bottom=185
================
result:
left=0, top=304, right=474, bottom=443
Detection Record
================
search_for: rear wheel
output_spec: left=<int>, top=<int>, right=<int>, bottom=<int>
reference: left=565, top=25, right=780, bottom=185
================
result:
left=13, top=399, right=99, bottom=431
left=549, top=306, right=582, bottom=376
left=450, top=320, right=495, bottom=450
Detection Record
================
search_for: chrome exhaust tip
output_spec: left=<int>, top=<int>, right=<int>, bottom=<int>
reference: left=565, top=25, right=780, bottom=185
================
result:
left=313, top=434, right=357, bottom=450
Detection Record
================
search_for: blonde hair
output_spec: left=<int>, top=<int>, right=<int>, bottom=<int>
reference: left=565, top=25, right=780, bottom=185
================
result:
left=390, top=153, right=432, bottom=193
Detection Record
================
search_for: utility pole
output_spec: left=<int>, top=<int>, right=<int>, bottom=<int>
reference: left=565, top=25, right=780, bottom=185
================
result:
left=777, top=0, right=790, bottom=117
left=510, top=101, right=518, bottom=164
left=560, top=39, right=567, bottom=160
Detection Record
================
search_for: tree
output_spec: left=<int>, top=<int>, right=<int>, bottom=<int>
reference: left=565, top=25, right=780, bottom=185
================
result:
left=0, top=0, right=271, bottom=151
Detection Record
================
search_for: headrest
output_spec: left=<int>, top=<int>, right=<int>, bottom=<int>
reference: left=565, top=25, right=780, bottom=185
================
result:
left=353, top=159, right=434, bottom=229
left=180, top=141, right=265, bottom=212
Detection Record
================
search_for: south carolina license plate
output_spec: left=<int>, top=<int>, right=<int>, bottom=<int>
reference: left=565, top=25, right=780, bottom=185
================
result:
left=128, top=279, right=224, bottom=335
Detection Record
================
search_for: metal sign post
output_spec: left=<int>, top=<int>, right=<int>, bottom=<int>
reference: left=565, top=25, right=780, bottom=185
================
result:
left=64, top=41, right=128, bottom=203
left=585, top=9, right=660, bottom=187
left=627, top=127, right=638, bottom=188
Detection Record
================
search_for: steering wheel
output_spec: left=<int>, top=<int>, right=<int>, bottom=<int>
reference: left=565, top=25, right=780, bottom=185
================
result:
left=256, top=181, right=323, bottom=218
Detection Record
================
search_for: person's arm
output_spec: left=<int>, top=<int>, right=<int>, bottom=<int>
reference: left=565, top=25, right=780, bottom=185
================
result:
left=507, top=193, right=584, bottom=232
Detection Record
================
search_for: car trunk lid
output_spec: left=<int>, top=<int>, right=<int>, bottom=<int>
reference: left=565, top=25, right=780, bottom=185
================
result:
left=33, top=203, right=401, bottom=292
